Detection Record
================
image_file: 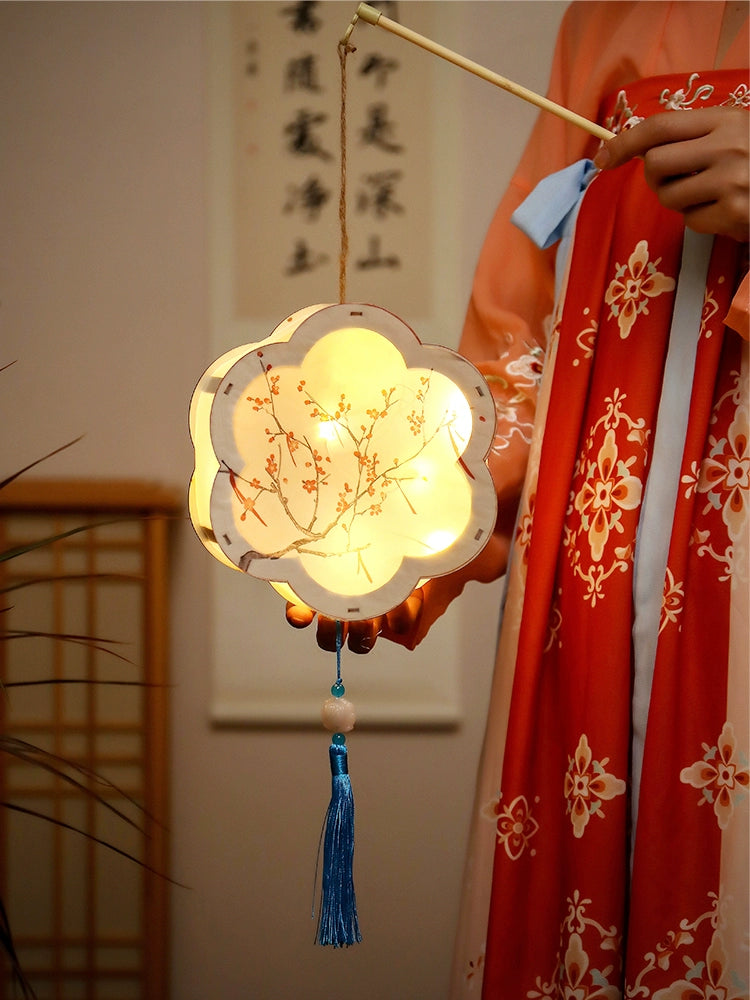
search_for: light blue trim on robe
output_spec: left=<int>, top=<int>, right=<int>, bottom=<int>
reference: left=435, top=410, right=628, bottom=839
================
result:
left=511, top=158, right=598, bottom=295
left=630, top=229, right=714, bottom=850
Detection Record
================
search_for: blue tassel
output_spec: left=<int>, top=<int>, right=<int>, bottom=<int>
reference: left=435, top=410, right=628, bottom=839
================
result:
left=315, top=738, right=361, bottom=947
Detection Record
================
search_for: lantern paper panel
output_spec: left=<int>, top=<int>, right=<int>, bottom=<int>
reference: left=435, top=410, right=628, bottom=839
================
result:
left=190, top=303, right=497, bottom=621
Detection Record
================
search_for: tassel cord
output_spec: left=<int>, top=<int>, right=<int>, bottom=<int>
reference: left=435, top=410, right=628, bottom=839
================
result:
left=315, top=743, right=360, bottom=947
left=312, top=618, right=345, bottom=921
left=313, top=620, right=361, bottom=947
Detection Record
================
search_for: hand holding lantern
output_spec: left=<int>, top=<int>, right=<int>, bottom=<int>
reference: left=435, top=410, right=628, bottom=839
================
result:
left=285, top=586, right=425, bottom=653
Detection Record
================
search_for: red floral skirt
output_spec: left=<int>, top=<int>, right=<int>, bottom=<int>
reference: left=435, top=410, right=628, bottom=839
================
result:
left=458, top=69, right=749, bottom=998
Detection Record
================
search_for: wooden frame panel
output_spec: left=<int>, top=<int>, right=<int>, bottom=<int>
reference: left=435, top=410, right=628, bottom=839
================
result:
left=0, top=480, right=180, bottom=1000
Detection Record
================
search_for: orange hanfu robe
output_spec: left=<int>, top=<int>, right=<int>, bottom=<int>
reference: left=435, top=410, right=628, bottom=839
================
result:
left=396, top=3, right=749, bottom=997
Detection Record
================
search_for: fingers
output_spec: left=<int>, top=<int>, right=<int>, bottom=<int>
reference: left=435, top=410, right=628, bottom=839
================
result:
left=315, top=616, right=341, bottom=652
left=285, top=600, right=315, bottom=629
left=315, top=615, right=384, bottom=654
left=652, top=153, right=749, bottom=241
left=285, top=589, right=425, bottom=654
left=384, top=588, right=424, bottom=635
left=285, top=605, right=379, bottom=654
left=345, top=617, right=384, bottom=654
left=594, top=111, right=713, bottom=170
left=593, top=109, right=749, bottom=241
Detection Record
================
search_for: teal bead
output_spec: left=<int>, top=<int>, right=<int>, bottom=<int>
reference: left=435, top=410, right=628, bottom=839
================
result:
left=330, top=680, right=346, bottom=697
left=332, top=732, right=347, bottom=745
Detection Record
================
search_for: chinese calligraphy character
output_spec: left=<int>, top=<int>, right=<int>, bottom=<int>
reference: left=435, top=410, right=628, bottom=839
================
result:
left=245, top=39, right=259, bottom=77
left=284, top=109, right=332, bottom=160
left=356, top=235, right=401, bottom=270
left=285, top=239, right=329, bottom=275
left=359, top=53, right=400, bottom=89
left=356, top=170, right=404, bottom=219
left=360, top=103, right=404, bottom=153
left=280, top=1, right=321, bottom=34
left=284, top=53, right=322, bottom=93
left=284, top=176, right=332, bottom=221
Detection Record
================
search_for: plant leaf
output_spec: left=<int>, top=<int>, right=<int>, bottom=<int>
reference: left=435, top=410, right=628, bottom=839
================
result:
left=0, top=730, right=168, bottom=829
left=1, top=571, right=142, bottom=596
left=0, top=735, right=147, bottom=833
left=0, top=892, right=36, bottom=999
left=0, top=802, right=185, bottom=886
left=0, top=630, right=133, bottom=664
left=0, top=519, right=126, bottom=565
left=0, top=437, right=85, bottom=493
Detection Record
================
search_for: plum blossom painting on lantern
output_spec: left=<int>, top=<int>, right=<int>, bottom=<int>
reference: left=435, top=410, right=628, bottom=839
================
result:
left=193, top=305, right=496, bottom=622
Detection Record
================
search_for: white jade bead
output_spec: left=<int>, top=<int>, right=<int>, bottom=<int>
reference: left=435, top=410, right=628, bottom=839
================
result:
left=321, top=696, right=356, bottom=733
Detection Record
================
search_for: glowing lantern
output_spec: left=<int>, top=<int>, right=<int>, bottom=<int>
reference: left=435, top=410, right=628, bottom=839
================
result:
left=189, top=303, right=497, bottom=620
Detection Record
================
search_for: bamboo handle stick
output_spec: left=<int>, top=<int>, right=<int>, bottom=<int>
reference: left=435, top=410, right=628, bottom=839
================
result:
left=344, top=3, right=615, bottom=143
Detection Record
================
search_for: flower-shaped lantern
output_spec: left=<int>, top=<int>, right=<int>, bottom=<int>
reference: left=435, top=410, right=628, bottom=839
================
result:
left=189, top=303, right=497, bottom=620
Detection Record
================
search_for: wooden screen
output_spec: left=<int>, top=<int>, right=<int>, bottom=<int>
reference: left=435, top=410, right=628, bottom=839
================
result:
left=0, top=480, right=180, bottom=1000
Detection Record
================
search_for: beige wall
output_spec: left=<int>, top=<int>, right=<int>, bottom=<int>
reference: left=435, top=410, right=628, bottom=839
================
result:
left=0, top=3, right=565, bottom=997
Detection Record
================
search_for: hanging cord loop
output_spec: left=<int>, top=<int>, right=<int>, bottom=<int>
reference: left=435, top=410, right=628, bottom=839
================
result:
left=337, top=41, right=354, bottom=304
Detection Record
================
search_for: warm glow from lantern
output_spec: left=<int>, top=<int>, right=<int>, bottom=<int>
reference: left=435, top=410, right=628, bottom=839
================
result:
left=317, top=420, right=340, bottom=442
left=271, top=581, right=301, bottom=604
left=421, top=529, right=459, bottom=554
left=189, top=304, right=497, bottom=620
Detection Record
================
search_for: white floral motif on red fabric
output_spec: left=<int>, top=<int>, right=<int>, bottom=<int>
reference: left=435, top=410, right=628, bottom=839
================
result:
left=680, top=722, right=750, bottom=830
left=573, top=427, right=642, bottom=562
left=565, top=391, right=648, bottom=606
left=698, top=406, right=749, bottom=541
left=651, top=929, right=747, bottom=999
left=604, top=241, right=676, bottom=340
left=659, top=568, right=684, bottom=634
left=482, top=792, right=540, bottom=860
left=527, top=891, right=621, bottom=999
left=659, top=72, right=715, bottom=110
left=564, top=735, right=627, bottom=839
left=626, top=893, right=747, bottom=998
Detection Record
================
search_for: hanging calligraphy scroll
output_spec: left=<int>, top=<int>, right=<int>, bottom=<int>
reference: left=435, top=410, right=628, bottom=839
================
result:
left=226, top=0, right=433, bottom=322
